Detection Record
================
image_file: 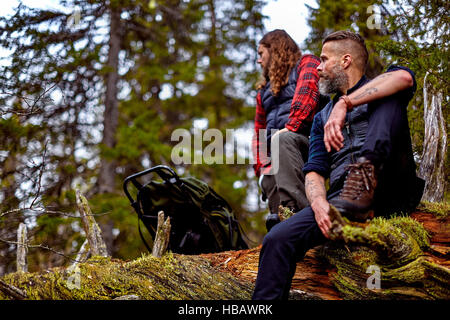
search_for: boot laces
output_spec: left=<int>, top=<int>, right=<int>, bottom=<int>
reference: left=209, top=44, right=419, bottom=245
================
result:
left=341, top=162, right=374, bottom=199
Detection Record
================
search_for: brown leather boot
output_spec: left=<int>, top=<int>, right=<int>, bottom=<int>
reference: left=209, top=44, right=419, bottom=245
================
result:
left=329, top=157, right=377, bottom=221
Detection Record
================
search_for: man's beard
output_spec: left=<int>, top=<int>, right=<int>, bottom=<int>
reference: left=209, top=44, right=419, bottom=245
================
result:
left=262, top=57, right=271, bottom=80
left=318, top=64, right=348, bottom=95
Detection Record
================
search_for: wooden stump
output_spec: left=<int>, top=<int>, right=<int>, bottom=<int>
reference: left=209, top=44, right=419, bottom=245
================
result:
left=71, top=239, right=90, bottom=268
left=76, top=189, right=109, bottom=257
left=16, top=223, right=28, bottom=273
left=152, top=211, right=171, bottom=258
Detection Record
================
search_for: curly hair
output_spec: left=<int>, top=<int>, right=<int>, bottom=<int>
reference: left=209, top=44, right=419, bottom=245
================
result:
left=257, top=29, right=302, bottom=96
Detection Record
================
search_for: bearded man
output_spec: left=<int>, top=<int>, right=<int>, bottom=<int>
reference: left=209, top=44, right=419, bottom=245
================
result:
left=252, top=30, right=424, bottom=300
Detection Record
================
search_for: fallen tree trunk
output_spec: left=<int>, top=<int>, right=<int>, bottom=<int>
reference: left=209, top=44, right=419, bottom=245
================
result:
left=0, top=253, right=253, bottom=300
left=201, top=208, right=450, bottom=300
left=0, top=209, right=448, bottom=300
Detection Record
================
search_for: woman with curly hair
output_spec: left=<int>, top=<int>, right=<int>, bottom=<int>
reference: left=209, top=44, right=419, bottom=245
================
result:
left=252, top=29, right=324, bottom=232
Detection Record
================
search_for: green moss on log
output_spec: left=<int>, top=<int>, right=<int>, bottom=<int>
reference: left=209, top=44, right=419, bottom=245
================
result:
left=322, top=208, right=450, bottom=300
left=417, top=201, right=450, bottom=218
left=0, top=253, right=253, bottom=300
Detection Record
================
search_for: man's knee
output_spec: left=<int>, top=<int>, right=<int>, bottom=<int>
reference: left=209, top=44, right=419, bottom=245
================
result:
left=262, top=222, right=289, bottom=248
left=277, top=131, right=309, bottom=159
left=277, top=130, right=297, bottom=147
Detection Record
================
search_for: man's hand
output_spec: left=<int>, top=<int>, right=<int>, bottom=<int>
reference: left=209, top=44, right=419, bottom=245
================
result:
left=271, top=127, right=288, bottom=141
left=323, top=100, right=346, bottom=152
left=311, top=197, right=332, bottom=239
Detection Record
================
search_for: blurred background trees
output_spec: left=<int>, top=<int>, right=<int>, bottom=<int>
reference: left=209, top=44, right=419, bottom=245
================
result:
left=0, top=0, right=266, bottom=273
left=0, top=0, right=447, bottom=275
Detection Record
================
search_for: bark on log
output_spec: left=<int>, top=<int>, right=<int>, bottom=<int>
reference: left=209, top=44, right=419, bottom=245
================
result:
left=201, top=208, right=450, bottom=300
left=0, top=279, right=27, bottom=300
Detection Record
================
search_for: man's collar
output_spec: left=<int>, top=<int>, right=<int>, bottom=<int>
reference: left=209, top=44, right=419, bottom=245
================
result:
left=347, top=75, right=368, bottom=95
left=333, top=75, right=367, bottom=103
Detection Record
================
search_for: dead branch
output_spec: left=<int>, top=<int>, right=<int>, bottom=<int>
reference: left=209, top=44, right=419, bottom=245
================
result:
left=0, top=279, right=27, bottom=300
left=76, top=189, right=109, bottom=257
left=16, top=223, right=28, bottom=273
left=152, top=211, right=171, bottom=258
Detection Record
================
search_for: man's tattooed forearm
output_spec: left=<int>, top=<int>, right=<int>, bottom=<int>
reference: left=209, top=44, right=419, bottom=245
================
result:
left=305, top=175, right=326, bottom=203
left=353, top=87, right=378, bottom=100
left=377, top=73, right=393, bottom=79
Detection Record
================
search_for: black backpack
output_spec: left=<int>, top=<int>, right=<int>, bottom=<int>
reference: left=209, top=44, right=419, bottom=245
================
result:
left=123, top=165, right=248, bottom=254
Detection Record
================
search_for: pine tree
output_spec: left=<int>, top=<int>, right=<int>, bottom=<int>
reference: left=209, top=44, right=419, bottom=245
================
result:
left=304, top=0, right=389, bottom=78
left=376, top=0, right=449, bottom=201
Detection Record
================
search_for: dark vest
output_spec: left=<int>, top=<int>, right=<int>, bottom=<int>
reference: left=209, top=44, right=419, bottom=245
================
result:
left=320, top=96, right=370, bottom=190
left=259, top=61, right=300, bottom=146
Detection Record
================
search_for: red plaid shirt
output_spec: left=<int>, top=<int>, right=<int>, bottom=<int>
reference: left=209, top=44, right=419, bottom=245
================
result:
left=252, top=54, right=320, bottom=177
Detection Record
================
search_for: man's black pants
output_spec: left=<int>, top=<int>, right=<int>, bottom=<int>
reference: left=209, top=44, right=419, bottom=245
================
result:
left=252, top=199, right=329, bottom=300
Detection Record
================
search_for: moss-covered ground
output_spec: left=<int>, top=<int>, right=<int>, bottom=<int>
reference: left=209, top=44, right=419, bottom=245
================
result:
left=1, top=204, right=448, bottom=300
left=0, top=253, right=253, bottom=300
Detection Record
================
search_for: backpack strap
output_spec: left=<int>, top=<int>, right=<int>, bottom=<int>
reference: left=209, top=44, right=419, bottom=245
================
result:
left=138, top=219, right=152, bottom=252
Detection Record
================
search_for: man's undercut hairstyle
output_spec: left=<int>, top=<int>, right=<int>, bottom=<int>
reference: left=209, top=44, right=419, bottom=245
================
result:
left=323, top=30, right=369, bottom=72
left=257, top=29, right=302, bottom=96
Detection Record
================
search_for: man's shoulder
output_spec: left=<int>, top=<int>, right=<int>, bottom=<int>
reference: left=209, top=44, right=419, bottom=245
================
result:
left=296, top=54, right=320, bottom=72
left=300, top=54, right=320, bottom=62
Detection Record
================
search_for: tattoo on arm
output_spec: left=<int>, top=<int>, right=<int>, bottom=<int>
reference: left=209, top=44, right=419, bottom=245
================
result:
left=376, top=73, right=393, bottom=79
left=305, top=174, right=327, bottom=204
left=351, top=72, right=394, bottom=102
left=353, top=87, right=378, bottom=100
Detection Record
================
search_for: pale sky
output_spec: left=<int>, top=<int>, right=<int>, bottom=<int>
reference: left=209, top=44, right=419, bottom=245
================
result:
left=262, top=0, right=317, bottom=48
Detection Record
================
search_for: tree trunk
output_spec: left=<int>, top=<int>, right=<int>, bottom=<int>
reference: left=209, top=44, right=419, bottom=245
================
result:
left=419, top=73, right=447, bottom=202
left=1, top=209, right=448, bottom=300
left=97, top=4, right=121, bottom=194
